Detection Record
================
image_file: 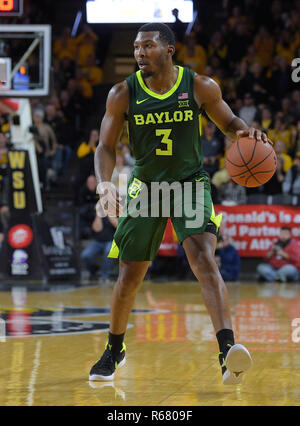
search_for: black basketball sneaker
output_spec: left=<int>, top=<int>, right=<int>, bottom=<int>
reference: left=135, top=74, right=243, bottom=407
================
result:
left=219, top=344, right=253, bottom=385
left=89, top=342, right=126, bottom=381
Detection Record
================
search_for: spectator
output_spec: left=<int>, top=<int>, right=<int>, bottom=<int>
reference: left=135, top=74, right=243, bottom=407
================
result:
left=77, top=175, right=99, bottom=239
left=253, top=26, right=275, bottom=68
left=76, top=129, right=99, bottom=185
left=270, top=56, right=293, bottom=100
left=80, top=213, right=117, bottom=281
left=202, top=122, right=224, bottom=177
left=0, top=197, right=9, bottom=232
left=291, top=90, right=300, bottom=121
left=290, top=120, right=300, bottom=158
left=44, top=103, right=67, bottom=177
left=238, top=93, right=258, bottom=126
left=218, top=179, right=247, bottom=205
left=248, top=61, right=270, bottom=105
left=32, top=108, right=58, bottom=190
left=274, top=139, right=292, bottom=172
left=111, top=152, right=133, bottom=199
left=81, top=54, right=103, bottom=100
left=53, top=27, right=76, bottom=62
left=0, top=132, right=9, bottom=186
left=263, top=156, right=285, bottom=195
left=268, top=117, right=293, bottom=153
left=259, top=107, right=273, bottom=132
left=212, top=138, right=232, bottom=188
left=177, top=33, right=207, bottom=75
left=257, top=227, right=300, bottom=283
left=215, top=234, right=241, bottom=282
left=75, top=24, right=99, bottom=68
left=171, top=8, right=185, bottom=44
left=227, top=23, right=251, bottom=65
left=208, top=31, right=228, bottom=67
left=282, top=151, right=300, bottom=195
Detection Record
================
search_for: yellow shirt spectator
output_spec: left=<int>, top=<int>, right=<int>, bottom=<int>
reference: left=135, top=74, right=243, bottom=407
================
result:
left=75, top=25, right=99, bottom=67
left=177, top=34, right=207, bottom=75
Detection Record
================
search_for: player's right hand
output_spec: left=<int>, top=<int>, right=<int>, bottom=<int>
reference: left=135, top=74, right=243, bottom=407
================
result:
left=96, top=182, right=124, bottom=217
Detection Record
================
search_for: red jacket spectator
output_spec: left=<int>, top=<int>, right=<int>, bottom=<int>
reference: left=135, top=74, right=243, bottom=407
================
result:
left=268, top=238, right=300, bottom=272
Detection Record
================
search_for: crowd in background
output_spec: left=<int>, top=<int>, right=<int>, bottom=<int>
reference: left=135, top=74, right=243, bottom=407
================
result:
left=1, top=0, right=300, bottom=281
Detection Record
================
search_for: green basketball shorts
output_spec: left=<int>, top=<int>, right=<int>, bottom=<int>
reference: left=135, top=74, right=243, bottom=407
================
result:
left=108, top=170, right=222, bottom=261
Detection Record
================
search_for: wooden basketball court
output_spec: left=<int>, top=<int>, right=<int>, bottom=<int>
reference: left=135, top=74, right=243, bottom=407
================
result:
left=0, top=280, right=299, bottom=406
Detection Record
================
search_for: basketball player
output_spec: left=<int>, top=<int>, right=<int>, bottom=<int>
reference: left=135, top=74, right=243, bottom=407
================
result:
left=90, top=23, right=268, bottom=385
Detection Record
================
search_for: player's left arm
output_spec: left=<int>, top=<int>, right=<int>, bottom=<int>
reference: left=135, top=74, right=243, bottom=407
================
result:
left=194, top=74, right=269, bottom=142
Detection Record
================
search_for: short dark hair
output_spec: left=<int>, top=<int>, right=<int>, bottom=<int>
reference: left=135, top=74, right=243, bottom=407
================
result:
left=137, top=23, right=176, bottom=47
left=281, top=226, right=291, bottom=232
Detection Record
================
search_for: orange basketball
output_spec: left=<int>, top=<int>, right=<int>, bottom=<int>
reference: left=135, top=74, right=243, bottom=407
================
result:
left=225, top=137, right=277, bottom=187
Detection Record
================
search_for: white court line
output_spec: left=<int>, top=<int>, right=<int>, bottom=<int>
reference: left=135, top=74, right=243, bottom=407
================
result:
left=27, top=340, right=42, bottom=406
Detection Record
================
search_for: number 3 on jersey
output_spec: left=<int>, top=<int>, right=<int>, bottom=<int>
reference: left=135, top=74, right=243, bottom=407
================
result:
left=155, top=129, right=172, bottom=156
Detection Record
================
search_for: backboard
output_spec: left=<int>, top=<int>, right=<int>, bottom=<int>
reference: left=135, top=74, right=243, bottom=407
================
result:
left=0, top=25, right=51, bottom=97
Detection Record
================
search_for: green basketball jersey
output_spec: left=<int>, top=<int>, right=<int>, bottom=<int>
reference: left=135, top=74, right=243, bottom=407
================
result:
left=125, top=66, right=203, bottom=183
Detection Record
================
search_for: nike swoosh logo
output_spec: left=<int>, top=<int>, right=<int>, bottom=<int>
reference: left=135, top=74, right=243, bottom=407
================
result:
left=136, top=98, right=150, bottom=104
left=195, top=177, right=204, bottom=182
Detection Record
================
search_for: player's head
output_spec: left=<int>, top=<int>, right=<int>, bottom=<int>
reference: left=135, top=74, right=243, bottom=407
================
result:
left=134, top=23, right=175, bottom=77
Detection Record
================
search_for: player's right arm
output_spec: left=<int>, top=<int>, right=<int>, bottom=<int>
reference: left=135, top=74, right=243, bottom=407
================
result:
left=94, top=81, right=129, bottom=217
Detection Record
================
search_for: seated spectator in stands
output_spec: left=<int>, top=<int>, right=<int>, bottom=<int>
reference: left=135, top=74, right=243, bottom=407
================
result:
left=218, top=179, right=247, bottom=205
left=259, top=107, right=273, bottom=132
left=238, top=93, right=258, bottom=126
left=274, top=140, right=292, bottom=173
left=78, top=175, right=99, bottom=239
left=58, top=89, right=78, bottom=146
left=280, top=97, right=295, bottom=127
left=276, top=29, right=297, bottom=64
left=76, top=129, right=99, bottom=185
left=270, top=56, right=293, bottom=100
left=263, top=156, right=285, bottom=195
left=227, top=23, right=251, bottom=66
left=32, top=108, right=58, bottom=190
left=215, top=234, right=240, bottom=282
left=44, top=103, right=72, bottom=177
left=177, top=32, right=207, bottom=75
left=253, top=26, right=274, bottom=68
left=268, top=116, right=293, bottom=153
left=202, top=122, right=224, bottom=177
left=0, top=176, right=9, bottom=231
left=53, top=27, right=76, bottom=62
left=291, top=90, right=300, bottom=121
left=75, top=24, right=99, bottom=68
left=60, top=57, right=76, bottom=84
left=75, top=68, right=93, bottom=100
left=111, top=152, right=133, bottom=199
left=257, top=227, right=300, bottom=283
left=290, top=120, right=300, bottom=158
left=80, top=212, right=117, bottom=281
left=208, top=31, right=228, bottom=68
left=282, top=151, right=300, bottom=195
left=0, top=132, right=9, bottom=186
left=248, top=61, right=270, bottom=105
left=82, top=54, right=103, bottom=99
